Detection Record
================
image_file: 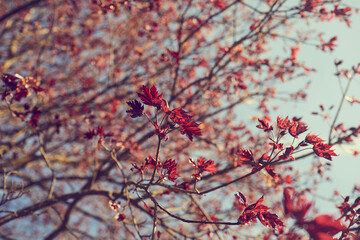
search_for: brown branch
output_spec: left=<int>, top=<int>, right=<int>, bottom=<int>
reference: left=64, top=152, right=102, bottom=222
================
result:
left=0, top=0, right=47, bottom=23
left=0, top=189, right=124, bottom=226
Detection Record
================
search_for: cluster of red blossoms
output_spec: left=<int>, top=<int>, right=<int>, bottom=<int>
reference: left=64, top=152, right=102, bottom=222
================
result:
left=131, top=156, right=179, bottom=182
left=1, top=73, right=43, bottom=127
left=256, top=116, right=338, bottom=161
left=84, top=125, right=114, bottom=140
left=235, top=192, right=284, bottom=231
left=126, top=85, right=202, bottom=141
left=232, top=116, right=337, bottom=185
left=1, top=73, right=43, bottom=101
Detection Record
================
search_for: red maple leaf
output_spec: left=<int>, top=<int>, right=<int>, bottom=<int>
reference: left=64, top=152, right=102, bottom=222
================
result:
left=169, top=108, right=192, bottom=124
left=29, top=107, right=41, bottom=127
left=289, top=121, right=308, bottom=138
left=162, top=159, right=179, bottom=182
left=197, top=157, right=216, bottom=174
left=269, top=139, right=284, bottom=150
left=277, top=116, right=292, bottom=130
left=126, top=99, right=144, bottom=118
left=179, top=121, right=201, bottom=141
left=213, top=0, right=226, bottom=9
left=166, top=48, right=179, bottom=65
left=138, top=85, right=163, bottom=107
left=283, top=187, right=312, bottom=222
left=192, top=157, right=216, bottom=180
left=85, top=128, right=96, bottom=139
left=237, top=149, right=254, bottom=162
left=278, top=146, right=295, bottom=161
left=313, top=143, right=337, bottom=160
left=256, top=118, right=273, bottom=132
left=236, top=194, right=284, bottom=230
left=305, top=134, right=325, bottom=145
left=304, top=215, right=345, bottom=240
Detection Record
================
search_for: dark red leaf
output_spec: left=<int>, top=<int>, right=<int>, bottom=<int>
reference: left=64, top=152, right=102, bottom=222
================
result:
left=137, top=85, right=163, bottom=107
left=256, top=118, right=273, bottom=132
left=179, top=121, right=201, bottom=141
left=126, top=99, right=144, bottom=118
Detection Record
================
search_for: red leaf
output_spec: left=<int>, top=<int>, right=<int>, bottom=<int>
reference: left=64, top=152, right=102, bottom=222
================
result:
left=278, top=146, right=295, bottom=161
left=197, top=157, right=216, bottom=174
left=115, top=213, right=126, bottom=222
left=236, top=194, right=284, bottom=230
left=213, top=0, right=226, bottom=9
left=283, top=187, right=312, bottom=222
left=163, top=158, right=179, bottom=181
left=126, top=99, right=144, bottom=118
left=235, top=192, right=247, bottom=205
left=29, top=107, right=41, bottom=127
left=305, top=215, right=345, bottom=239
left=167, top=48, right=179, bottom=64
left=277, top=116, right=292, bottom=130
left=238, top=149, right=254, bottom=162
left=169, top=108, right=192, bottom=123
left=256, top=118, right=273, bottom=132
left=305, top=134, right=325, bottom=145
left=179, top=121, right=201, bottom=141
left=85, top=128, right=96, bottom=139
left=137, top=85, right=163, bottom=107
left=289, top=121, right=308, bottom=138
left=313, top=143, right=338, bottom=161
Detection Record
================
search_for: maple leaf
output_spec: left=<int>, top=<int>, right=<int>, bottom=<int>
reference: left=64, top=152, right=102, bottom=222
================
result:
left=305, top=134, right=325, bottom=145
left=137, top=85, right=163, bottom=108
left=259, top=212, right=284, bottom=230
left=97, top=125, right=104, bottom=136
left=304, top=215, right=345, bottom=240
left=237, top=149, right=254, bottom=162
left=197, top=157, right=216, bottom=174
left=236, top=194, right=284, bottom=230
left=283, top=187, right=312, bottom=222
left=163, top=158, right=179, bottom=181
left=166, top=48, right=179, bottom=65
left=289, top=121, right=308, bottom=138
left=256, top=118, right=273, bottom=132
left=213, top=0, right=226, bottom=9
left=192, top=157, right=216, bottom=180
left=264, top=165, right=278, bottom=178
left=126, top=99, right=144, bottom=118
left=278, top=146, right=295, bottom=161
left=269, top=139, right=283, bottom=150
left=179, top=121, right=201, bottom=141
left=277, top=116, right=292, bottom=130
left=145, top=156, right=159, bottom=169
left=169, top=108, right=192, bottom=124
left=85, top=128, right=96, bottom=139
left=160, top=99, right=170, bottom=113
left=313, top=142, right=338, bottom=160
left=29, top=107, right=41, bottom=127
